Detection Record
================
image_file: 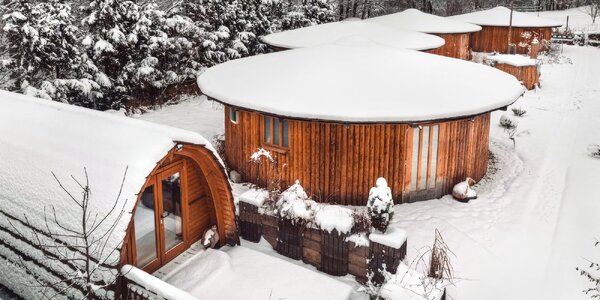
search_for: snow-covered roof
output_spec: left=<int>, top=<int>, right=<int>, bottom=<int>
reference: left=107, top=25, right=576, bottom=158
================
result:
left=198, top=44, right=525, bottom=123
left=486, top=54, right=537, bottom=67
left=449, top=6, right=563, bottom=27
left=262, top=19, right=445, bottom=51
left=367, top=8, right=482, bottom=34
left=0, top=91, right=222, bottom=265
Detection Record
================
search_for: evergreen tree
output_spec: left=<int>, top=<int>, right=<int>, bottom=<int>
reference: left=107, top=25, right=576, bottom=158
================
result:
left=2, top=0, right=81, bottom=89
left=302, top=0, right=335, bottom=24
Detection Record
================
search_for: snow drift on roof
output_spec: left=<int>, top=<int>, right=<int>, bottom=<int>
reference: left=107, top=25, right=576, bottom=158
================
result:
left=198, top=44, right=525, bottom=123
left=0, top=91, right=221, bottom=261
left=367, top=8, right=482, bottom=34
left=262, top=19, right=445, bottom=51
left=449, top=6, right=563, bottom=27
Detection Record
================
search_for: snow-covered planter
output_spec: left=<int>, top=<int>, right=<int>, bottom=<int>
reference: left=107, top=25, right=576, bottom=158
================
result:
left=276, top=181, right=317, bottom=259
left=367, top=178, right=394, bottom=233
left=368, top=227, right=408, bottom=285
left=315, top=205, right=354, bottom=276
left=238, top=189, right=270, bottom=243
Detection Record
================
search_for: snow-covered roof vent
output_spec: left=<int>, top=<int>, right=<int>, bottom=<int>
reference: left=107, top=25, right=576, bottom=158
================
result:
left=261, top=20, right=445, bottom=51
left=449, top=6, right=563, bottom=27
left=367, top=8, right=482, bottom=34
left=0, top=91, right=220, bottom=258
left=198, top=44, right=525, bottom=123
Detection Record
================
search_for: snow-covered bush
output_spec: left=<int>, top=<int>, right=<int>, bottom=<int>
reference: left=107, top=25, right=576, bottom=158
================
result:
left=511, top=107, right=527, bottom=117
left=276, top=180, right=318, bottom=224
left=499, top=114, right=518, bottom=130
left=452, top=177, right=477, bottom=202
left=367, top=178, right=394, bottom=233
left=576, top=239, right=600, bottom=298
left=588, top=144, right=600, bottom=158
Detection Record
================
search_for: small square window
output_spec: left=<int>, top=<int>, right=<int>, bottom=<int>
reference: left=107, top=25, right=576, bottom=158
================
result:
left=229, top=108, right=238, bottom=123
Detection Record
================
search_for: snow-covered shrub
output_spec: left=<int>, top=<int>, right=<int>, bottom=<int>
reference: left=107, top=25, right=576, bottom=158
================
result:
left=576, top=239, right=600, bottom=298
left=367, top=178, right=394, bottom=233
left=588, top=144, right=600, bottom=158
left=276, top=180, right=318, bottom=224
left=451, top=177, right=477, bottom=202
left=511, top=107, right=527, bottom=117
left=499, top=114, right=518, bottom=130
left=250, top=148, right=274, bottom=163
left=351, top=208, right=372, bottom=234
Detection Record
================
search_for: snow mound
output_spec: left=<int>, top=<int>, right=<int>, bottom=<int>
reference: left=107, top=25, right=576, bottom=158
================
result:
left=487, top=54, right=537, bottom=67
left=239, top=189, right=270, bottom=207
left=198, top=44, right=525, bottom=123
left=369, top=227, right=407, bottom=249
left=368, top=8, right=482, bottom=34
left=122, top=265, right=199, bottom=300
left=314, top=205, right=354, bottom=234
left=277, top=181, right=318, bottom=221
left=160, top=249, right=233, bottom=293
left=449, top=6, right=563, bottom=27
left=380, top=263, right=446, bottom=300
left=262, top=19, right=445, bottom=50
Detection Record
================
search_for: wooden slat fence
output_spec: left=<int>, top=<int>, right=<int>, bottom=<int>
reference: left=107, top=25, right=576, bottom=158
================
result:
left=277, top=219, right=304, bottom=260
left=320, top=230, right=349, bottom=276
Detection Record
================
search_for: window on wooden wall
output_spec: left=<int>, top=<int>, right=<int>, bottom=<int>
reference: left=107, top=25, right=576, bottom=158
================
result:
left=229, top=108, right=238, bottom=124
left=263, top=115, right=289, bottom=148
left=409, top=125, right=439, bottom=191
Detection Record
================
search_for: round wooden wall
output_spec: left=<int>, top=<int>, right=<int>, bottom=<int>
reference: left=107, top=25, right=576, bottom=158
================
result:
left=427, top=33, right=472, bottom=60
left=224, top=107, right=491, bottom=205
left=469, top=26, right=554, bottom=54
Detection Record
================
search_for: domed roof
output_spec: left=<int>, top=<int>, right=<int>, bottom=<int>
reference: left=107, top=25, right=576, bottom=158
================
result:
left=261, top=19, right=445, bottom=51
left=368, top=9, right=482, bottom=34
left=449, top=6, right=563, bottom=27
left=198, top=44, right=525, bottom=123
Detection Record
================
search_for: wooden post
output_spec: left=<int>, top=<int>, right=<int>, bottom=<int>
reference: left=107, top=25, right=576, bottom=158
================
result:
left=508, top=0, right=516, bottom=54
left=530, top=39, right=540, bottom=59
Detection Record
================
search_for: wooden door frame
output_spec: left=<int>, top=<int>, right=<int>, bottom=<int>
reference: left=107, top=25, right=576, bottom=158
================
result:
left=130, top=160, right=189, bottom=273
left=155, top=161, right=189, bottom=264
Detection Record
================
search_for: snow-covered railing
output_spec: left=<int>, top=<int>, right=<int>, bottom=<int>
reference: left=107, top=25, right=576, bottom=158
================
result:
left=121, top=265, right=199, bottom=300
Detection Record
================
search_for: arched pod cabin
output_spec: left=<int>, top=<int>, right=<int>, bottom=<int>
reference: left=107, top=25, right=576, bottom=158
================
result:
left=198, top=44, right=525, bottom=205
left=261, top=19, right=445, bottom=52
left=449, top=6, right=562, bottom=54
left=0, top=92, right=237, bottom=299
left=367, top=9, right=482, bottom=60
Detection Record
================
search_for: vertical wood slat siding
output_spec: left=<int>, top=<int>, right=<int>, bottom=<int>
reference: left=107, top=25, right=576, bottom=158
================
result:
left=495, top=63, right=539, bottom=90
left=427, top=33, right=472, bottom=60
left=470, top=26, right=554, bottom=54
left=225, top=107, right=491, bottom=205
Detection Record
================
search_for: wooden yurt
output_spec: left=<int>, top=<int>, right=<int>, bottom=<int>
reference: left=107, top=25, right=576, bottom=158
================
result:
left=0, top=92, right=237, bottom=299
left=198, top=43, right=525, bottom=205
left=367, top=9, right=482, bottom=60
left=261, top=19, right=445, bottom=52
left=449, top=6, right=562, bottom=54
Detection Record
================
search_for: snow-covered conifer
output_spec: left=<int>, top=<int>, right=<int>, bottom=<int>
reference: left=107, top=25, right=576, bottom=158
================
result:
left=367, top=177, right=394, bottom=233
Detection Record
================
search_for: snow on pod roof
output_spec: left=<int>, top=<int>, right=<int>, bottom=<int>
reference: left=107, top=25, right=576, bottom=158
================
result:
left=198, top=42, right=525, bottom=123
left=0, top=91, right=223, bottom=260
left=449, top=6, right=563, bottom=27
left=367, top=8, right=482, bottom=34
left=261, top=19, right=445, bottom=51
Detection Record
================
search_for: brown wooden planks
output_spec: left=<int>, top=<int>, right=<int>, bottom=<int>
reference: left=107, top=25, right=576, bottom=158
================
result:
left=470, top=26, right=554, bottom=54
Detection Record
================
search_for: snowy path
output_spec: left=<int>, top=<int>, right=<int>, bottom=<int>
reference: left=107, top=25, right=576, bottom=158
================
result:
left=389, top=46, right=600, bottom=299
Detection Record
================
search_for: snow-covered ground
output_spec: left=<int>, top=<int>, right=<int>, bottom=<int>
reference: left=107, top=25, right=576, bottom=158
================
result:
left=527, top=6, right=600, bottom=32
left=153, top=242, right=354, bottom=300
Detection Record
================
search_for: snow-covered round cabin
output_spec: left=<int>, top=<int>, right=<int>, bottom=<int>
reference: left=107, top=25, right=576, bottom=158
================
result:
left=198, top=43, right=525, bottom=205
left=261, top=19, right=445, bottom=52
left=0, top=92, right=237, bottom=299
left=367, top=8, right=482, bottom=59
left=449, top=6, right=562, bottom=54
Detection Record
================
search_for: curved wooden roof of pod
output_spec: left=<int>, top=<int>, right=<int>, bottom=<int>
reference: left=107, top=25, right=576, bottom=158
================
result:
left=261, top=19, right=445, bottom=51
left=198, top=42, right=525, bottom=124
left=367, top=9, right=482, bottom=34
left=0, top=91, right=237, bottom=298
